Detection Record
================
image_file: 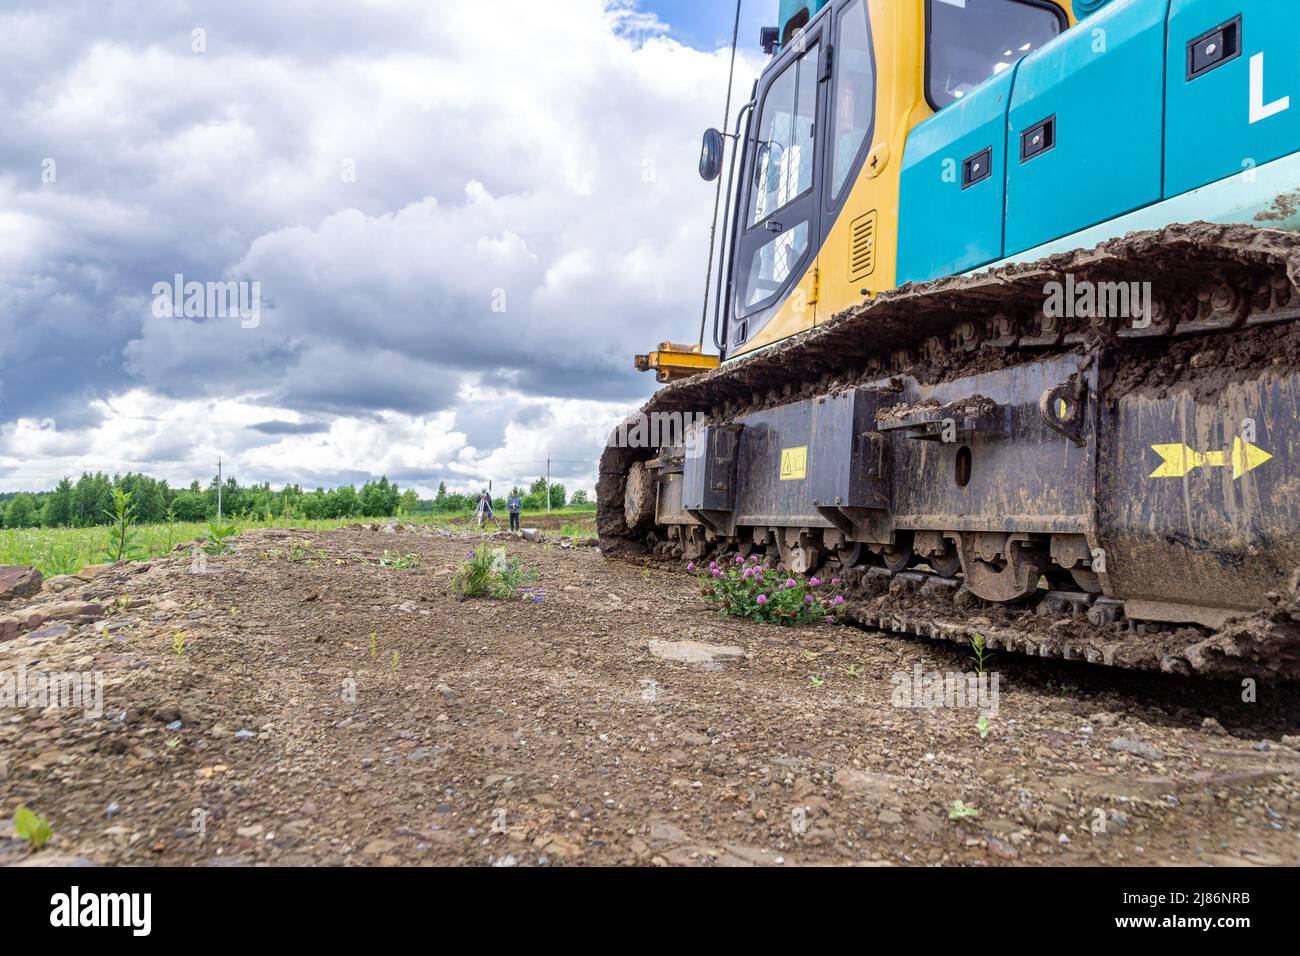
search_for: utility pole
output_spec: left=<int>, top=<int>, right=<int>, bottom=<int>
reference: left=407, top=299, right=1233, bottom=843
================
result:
left=217, top=457, right=223, bottom=523
left=546, top=455, right=551, bottom=514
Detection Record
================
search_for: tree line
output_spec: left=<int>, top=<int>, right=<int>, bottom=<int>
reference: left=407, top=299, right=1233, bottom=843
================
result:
left=0, top=472, right=413, bottom=529
left=0, top=472, right=594, bottom=529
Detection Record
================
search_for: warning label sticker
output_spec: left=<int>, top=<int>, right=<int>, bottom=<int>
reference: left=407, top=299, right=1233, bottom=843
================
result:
left=780, top=446, right=808, bottom=481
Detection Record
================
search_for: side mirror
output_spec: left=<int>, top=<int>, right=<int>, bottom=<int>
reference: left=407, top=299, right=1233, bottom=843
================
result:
left=699, top=128, right=725, bottom=182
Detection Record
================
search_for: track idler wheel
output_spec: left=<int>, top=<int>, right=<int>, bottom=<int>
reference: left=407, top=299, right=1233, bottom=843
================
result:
left=834, top=543, right=865, bottom=569
left=914, top=531, right=960, bottom=578
left=955, top=532, right=1048, bottom=604
left=880, top=532, right=916, bottom=574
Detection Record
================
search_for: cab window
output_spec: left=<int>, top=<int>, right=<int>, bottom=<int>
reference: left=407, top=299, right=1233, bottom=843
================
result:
left=829, top=0, right=875, bottom=202
left=927, top=0, right=1065, bottom=109
left=748, top=43, right=819, bottom=226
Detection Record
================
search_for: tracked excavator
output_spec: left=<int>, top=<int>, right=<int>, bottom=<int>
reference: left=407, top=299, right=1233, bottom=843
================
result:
left=600, top=0, right=1300, bottom=678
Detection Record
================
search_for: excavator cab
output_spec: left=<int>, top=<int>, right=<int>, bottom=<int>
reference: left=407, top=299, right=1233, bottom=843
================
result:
left=637, top=0, right=1074, bottom=380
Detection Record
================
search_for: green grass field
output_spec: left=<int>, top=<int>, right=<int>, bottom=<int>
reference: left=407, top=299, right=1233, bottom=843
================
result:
left=0, top=507, right=598, bottom=577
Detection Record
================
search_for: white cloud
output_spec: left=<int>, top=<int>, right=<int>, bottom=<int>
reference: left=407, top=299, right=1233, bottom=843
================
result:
left=0, top=0, right=762, bottom=496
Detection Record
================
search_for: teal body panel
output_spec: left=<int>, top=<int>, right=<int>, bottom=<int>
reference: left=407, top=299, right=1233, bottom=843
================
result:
left=1165, top=0, right=1300, bottom=195
left=976, top=150, right=1300, bottom=270
left=1004, top=0, right=1170, bottom=254
left=777, top=0, right=833, bottom=43
left=897, top=67, right=1017, bottom=285
left=898, top=0, right=1300, bottom=287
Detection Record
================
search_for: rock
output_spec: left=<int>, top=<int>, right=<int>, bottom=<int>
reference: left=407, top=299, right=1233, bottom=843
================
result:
left=362, top=839, right=397, bottom=856
left=647, top=821, right=688, bottom=845
left=43, top=574, right=86, bottom=594
left=236, top=824, right=264, bottom=838
left=833, top=768, right=907, bottom=797
left=235, top=729, right=257, bottom=740
left=1110, top=737, right=1163, bottom=761
left=1202, top=717, right=1227, bottom=735
left=1, top=601, right=104, bottom=642
left=648, top=639, right=745, bottom=666
left=0, top=566, right=42, bottom=601
left=878, top=810, right=903, bottom=825
left=521, top=529, right=543, bottom=542
left=987, top=836, right=1018, bottom=860
left=533, top=832, right=583, bottom=859
left=25, top=623, right=72, bottom=642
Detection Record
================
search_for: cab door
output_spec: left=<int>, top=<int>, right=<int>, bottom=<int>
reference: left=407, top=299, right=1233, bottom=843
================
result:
left=728, top=20, right=829, bottom=353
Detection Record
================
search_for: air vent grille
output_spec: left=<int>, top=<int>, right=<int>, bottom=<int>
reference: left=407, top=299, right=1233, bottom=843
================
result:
left=849, top=210, right=877, bottom=282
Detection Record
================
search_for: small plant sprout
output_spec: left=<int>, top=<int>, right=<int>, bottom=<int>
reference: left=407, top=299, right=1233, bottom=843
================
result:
left=13, top=807, right=52, bottom=850
left=391, top=650, right=400, bottom=673
left=116, top=594, right=130, bottom=609
left=846, top=664, right=864, bottom=678
left=229, top=606, right=238, bottom=619
left=370, top=632, right=378, bottom=660
left=173, top=631, right=188, bottom=656
left=948, top=800, right=980, bottom=821
left=977, top=716, right=990, bottom=739
left=969, top=633, right=992, bottom=675
left=103, top=488, right=142, bottom=563
left=809, top=676, right=825, bottom=688
left=203, top=519, right=239, bottom=555
left=378, top=551, right=420, bottom=569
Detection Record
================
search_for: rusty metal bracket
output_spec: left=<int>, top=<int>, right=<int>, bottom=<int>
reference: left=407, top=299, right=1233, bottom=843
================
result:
left=1038, top=353, right=1094, bottom=447
left=877, top=398, right=1009, bottom=442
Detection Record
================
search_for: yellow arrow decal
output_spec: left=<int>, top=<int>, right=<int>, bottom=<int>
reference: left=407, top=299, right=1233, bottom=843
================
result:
left=1149, top=438, right=1274, bottom=480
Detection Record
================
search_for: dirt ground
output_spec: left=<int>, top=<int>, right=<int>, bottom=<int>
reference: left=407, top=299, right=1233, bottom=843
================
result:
left=2, top=525, right=1298, bottom=867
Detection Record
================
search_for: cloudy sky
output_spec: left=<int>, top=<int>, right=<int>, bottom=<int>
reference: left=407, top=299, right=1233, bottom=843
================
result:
left=0, top=0, right=771, bottom=497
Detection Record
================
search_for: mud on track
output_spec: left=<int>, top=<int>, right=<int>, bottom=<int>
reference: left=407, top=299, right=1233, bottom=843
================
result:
left=2, top=526, right=1298, bottom=867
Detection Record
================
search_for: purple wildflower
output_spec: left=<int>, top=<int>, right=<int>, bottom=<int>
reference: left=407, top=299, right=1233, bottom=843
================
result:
left=785, top=578, right=796, bottom=589
left=687, top=562, right=696, bottom=572
left=757, top=594, right=768, bottom=606
left=809, top=577, right=821, bottom=587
